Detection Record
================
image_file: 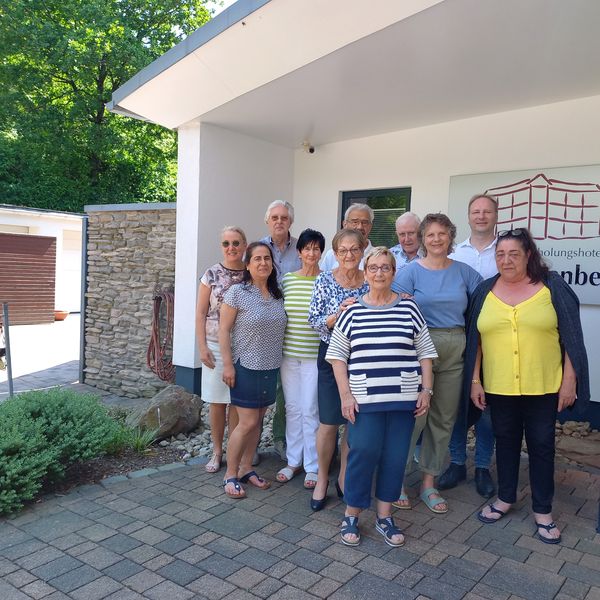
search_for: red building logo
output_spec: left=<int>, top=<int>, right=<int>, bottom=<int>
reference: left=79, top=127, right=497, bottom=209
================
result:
left=486, top=173, right=600, bottom=240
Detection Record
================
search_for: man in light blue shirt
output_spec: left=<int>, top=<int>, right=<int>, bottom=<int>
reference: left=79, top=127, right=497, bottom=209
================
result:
left=390, top=211, right=423, bottom=270
left=439, top=193, right=499, bottom=498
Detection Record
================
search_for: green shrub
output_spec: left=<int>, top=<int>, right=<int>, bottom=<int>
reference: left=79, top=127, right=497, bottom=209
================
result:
left=0, top=401, right=58, bottom=515
left=12, top=388, right=124, bottom=481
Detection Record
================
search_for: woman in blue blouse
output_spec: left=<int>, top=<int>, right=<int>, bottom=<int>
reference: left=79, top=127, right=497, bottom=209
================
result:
left=307, top=229, right=369, bottom=511
left=392, top=213, right=482, bottom=514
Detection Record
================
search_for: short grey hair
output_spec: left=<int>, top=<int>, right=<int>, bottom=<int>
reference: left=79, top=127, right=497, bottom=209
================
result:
left=344, top=203, right=374, bottom=223
left=221, top=225, right=247, bottom=244
left=364, top=246, right=396, bottom=272
left=264, top=200, right=295, bottom=225
left=395, top=211, right=421, bottom=228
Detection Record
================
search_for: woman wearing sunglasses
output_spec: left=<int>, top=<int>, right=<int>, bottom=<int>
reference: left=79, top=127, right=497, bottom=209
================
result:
left=196, top=226, right=247, bottom=473
left=466, top=228, right=589, bottom=544
left=327, top=247, right=436, bottom=547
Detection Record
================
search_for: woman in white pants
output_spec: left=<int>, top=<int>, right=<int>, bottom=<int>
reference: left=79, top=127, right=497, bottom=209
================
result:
left=277, top=229, right=325, bottom=489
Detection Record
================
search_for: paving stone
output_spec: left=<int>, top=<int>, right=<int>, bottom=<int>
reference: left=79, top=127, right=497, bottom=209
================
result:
left=420, top=549, right=448, bottom=566
left=174, top=543, right=213, bottom=565
left=308, top=576, right=342, bottom=599
left=267, top=584, right=321, bottom=599
left=560, top=563, right=600, bottom=587
left=0, top=557, right=20, bottom=576
left=68, top=575, right=123, bottom=600
left=129, top=525, right=171, bottom=545
left=471, top=582, right=511, bottom=600
left=463, top=548, right=500, bottom=568
left=186, top=573, right=237, bottom=599
left=31, top=556, right=83, bottom=580
left=19, top=580, right=56, bottom=599
left=585, top=587, right=600, bottom=600
left=227, top=565, right=268, bottom=589
left=576, top=540, right=600, bottom=558
left=416, top=575, right=469, bottom=600
left=90, top=556, right=138, bottom=585
left=203, top=508, right=271, bottom=540
left=580, top=554, right=600, bottom=573
left=435, top=538, right=470, bottom=557
left=121, top=570, right=165, bottom=593
left=319, top=560, right=359, bottom=583
left=264, top=560, right=296, bottom=579
left=331, top=571, right=418, bottom=599
left=439, top=555, right=489, bottom=581
left=559, top=578, right=591, bottom=599
left=104, top=590, right=146, bottom=600
left=128, top=467, right=159, bottom=478
left=439, top=571, right=477, bottom=594
left=559, top=547, right=584, bottom=564
left=77, top=547, right=122, bottom=569
left=154, top=535, right=193, bottom=554
left=270, top=540, right=298, bottom=559
left=123, top=544, right=162, bottom=565
left=394, top=568, right=425, bottom=588
left=297, top=534, right=333, bottom=553
left=379, top=549, right=421, bottom=569
left=0, top=580, right=31, bottom=600
left=47, top=564, right=102, bottom=593
left=1, top=539, right=46, bottom=560
left=236, top=547, right=281, bottom=571
left=206, top=536, right=249, bottom=558
left=22, top=511, right=94, bottom=542
left=143, top=579, right=195, bottom=599
left=275, top=527, right=309, bottom=544
left=156, top=558, right=204, bottom=586
left=482, top=557, right=565, bottom=600
left=286, top=547, right=333, bottom=573
left=50, top=534, right=87, bottom=551
left=250, top=576, right=286, bottom=598
left=66, top=541, right=98, bottom=557
left=282, top=565, right=322, bottom=589
left=196, top=553, right=243, bottom=577
left=15, top=547, right=65, bottom=570
left=100, top=534, right=142, bottom=554
left=484, top=539, right=531, bottom=562
left=356, top=554, right=403, bottom=581
left=4, top=569, right=37, bottom=587
left=143, top=553, right=175, bottom=570
left=524, top=551, right=565, bottom=573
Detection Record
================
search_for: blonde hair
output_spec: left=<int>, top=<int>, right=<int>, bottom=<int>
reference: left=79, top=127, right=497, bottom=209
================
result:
left=363, top=246, right=396, bottom=272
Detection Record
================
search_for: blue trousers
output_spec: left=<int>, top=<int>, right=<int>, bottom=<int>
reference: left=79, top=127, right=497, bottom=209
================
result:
left=345, top=411, right=415, bottom=509
left=448, top=401, right=495, bottom=468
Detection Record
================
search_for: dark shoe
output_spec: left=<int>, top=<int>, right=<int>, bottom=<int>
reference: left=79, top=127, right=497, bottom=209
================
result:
left=310, top=483, right=329, bottom=511
left=335, top=481, right=344, bottom=499
left=437, top=463, right=466, bottom=490
left=474, top=468, right=496, bottom=499
left=534, top=521, right=562, bottom=545
left=477, top=503, right=507, bottom=524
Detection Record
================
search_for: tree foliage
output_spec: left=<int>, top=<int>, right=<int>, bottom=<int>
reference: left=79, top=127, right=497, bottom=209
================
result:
left=0, top=0, right=212, bottom=212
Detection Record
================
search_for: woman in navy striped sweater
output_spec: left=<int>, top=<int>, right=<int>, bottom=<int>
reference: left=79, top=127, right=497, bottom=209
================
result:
left=326, top=247, right=437, bottom=548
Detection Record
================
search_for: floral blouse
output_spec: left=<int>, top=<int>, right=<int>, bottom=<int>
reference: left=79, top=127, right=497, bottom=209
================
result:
left=308, top=270, right=369, bottom=344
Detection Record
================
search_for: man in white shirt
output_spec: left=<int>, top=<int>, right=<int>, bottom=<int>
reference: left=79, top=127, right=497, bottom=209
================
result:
left=389, top=211, right=423, bottom=272
left=439, top=194, right=499, bottom=498
left=320, top=204, right=374, bottom=270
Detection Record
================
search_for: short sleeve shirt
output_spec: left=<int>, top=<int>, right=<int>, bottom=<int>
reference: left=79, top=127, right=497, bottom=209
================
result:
left=200, top=263, right=245, bottom=342
left=449, top=237, right=498, bottom=279
left=223, top=283, right=287, bottom=370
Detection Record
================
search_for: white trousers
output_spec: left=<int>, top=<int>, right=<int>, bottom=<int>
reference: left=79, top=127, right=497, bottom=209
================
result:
left=280, top=355, right=319, bottom=473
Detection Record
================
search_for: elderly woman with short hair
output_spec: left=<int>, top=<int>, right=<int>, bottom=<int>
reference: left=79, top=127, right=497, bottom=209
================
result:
left=327, top=247, right=436, bottom=547
left=308, top=229, right=369, bottom=510
left=392, top=213, right=482, bottom=514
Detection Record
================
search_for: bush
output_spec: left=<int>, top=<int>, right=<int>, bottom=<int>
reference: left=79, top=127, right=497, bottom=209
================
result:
left=0, top=388, right=124, bottom=514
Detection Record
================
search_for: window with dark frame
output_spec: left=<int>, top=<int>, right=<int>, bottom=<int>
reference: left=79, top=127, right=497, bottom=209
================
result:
left=341, top=187, right=411, bottom=249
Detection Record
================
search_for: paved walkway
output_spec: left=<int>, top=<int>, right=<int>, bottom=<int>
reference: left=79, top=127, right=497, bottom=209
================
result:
left=1, top=454, right=599, bottom=600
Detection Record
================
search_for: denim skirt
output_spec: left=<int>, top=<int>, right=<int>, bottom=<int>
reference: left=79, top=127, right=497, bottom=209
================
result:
left=317, top=341, right=345, bottom=425
left=230, top=361, right=278, bottom=409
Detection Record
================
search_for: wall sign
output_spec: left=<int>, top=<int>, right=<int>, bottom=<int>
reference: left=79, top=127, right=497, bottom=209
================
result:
left=449, top=165, right=600, bottom=305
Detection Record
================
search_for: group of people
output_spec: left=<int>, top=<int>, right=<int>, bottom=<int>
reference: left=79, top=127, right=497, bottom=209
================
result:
left=195, top=195, right=589, bottom=548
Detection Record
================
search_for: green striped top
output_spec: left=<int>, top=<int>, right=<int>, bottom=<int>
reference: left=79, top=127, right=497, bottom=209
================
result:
left=282, top=272, right=320, bottom=358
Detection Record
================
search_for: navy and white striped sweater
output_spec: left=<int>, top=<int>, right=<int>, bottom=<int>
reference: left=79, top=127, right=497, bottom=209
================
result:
left=325, top=297, right=438, bottom=412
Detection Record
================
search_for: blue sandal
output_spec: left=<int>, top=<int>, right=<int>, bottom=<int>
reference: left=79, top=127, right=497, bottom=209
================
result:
left=223, top=477, right=245, bottom=499
left=239, top=470, right=271, bottom=490
left=376, top=516, right=405, bottom=547
left=340, top=515, right=360, bottom=546
left=478, top=504, right=507, bottom=524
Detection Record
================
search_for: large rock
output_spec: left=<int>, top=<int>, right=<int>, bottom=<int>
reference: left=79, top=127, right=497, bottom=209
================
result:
left=126, top=384, right=202, bottom=439
left=556, top=432, right=600, bottom=469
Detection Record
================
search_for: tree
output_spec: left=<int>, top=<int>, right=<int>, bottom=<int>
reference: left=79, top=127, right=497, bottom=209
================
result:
left=0, top=0, right=213, bottom=212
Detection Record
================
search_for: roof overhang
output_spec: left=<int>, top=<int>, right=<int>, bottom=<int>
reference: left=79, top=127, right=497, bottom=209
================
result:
left=109, top=0, right=600, bottom=147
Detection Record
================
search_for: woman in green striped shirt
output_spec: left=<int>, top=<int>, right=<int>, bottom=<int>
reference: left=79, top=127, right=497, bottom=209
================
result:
left=277, top=229, right=325, bottom=489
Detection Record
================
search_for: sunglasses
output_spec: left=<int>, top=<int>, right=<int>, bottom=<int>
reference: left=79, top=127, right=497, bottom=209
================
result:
left=497, top=228, right=525, bottom=239
left=222, top=240, right=242, bottom=248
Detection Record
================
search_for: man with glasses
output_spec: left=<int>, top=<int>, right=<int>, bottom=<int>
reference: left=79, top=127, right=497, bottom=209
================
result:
left=260, top=200, right=301, bottom=461
left=438, top=193, right=499, bottom=498
left=320, top=203, right=374, bottom=270
left=390, top=212, right=423, bottom=271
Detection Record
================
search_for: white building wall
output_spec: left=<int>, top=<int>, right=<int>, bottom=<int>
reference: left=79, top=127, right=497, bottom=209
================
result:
left=292, top=94, right=600, bottom=402
left=0, top=211, right=83, bottom=312
left=173, top=123, right=294, bottom=370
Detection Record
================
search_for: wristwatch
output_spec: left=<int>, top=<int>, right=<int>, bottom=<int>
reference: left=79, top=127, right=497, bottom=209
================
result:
left=421, top=387, right=433, bottom=396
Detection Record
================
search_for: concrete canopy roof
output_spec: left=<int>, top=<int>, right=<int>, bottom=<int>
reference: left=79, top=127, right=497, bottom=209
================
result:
left=109, top=0, right=600, bottom=148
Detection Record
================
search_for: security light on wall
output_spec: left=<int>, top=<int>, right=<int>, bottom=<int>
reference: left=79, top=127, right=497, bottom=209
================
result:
left=302, top=141, right=315, bottom=154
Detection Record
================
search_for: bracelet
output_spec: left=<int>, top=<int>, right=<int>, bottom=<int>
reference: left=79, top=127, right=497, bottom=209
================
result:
left=472, top=379, right=481, bottom=385
left=421, top=387, right=433, bottom=396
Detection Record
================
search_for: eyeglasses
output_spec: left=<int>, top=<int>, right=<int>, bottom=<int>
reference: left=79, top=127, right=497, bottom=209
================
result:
left=497, top=228, right=525, bottom=239
left=366, top=264, right=393, bottom=273
left=222, top=240, right=242, bottom=248
left=336, top=247, right=362, bottom=256
left=347, top=219, right=372, bottom=227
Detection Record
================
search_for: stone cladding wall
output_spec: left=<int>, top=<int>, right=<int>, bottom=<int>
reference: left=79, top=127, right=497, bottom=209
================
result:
left=84, top=205, right=176, bottom=398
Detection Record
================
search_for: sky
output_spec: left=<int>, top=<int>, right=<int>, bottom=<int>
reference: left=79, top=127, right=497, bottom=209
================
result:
left=208, top=0, right=238, bottom=16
